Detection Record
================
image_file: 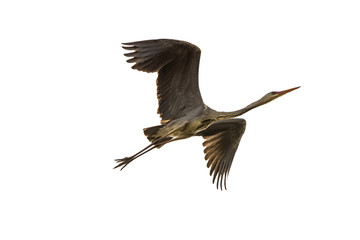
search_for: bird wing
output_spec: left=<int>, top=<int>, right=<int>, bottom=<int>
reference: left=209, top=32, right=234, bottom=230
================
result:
left=196, top=119, right=246, bottom=190
left=122, top=39, right=204, bottom=123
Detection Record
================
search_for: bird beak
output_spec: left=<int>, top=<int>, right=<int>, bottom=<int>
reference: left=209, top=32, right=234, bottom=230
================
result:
left=275, top=86, right=300, bottom=96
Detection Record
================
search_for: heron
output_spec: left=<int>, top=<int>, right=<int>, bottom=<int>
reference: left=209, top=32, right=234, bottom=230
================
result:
left=114, top=39, right=299, bottom=190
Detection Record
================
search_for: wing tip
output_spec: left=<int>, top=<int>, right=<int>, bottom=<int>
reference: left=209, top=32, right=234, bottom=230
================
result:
left=122, top=46, right=136, bottom=51
left=122, top=42, right=135, bottom=45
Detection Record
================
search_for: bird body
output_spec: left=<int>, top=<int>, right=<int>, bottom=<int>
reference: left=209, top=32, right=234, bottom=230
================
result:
left=115, top=39, right=299, bottom=189
left=152, top=106, right=215, bottom=139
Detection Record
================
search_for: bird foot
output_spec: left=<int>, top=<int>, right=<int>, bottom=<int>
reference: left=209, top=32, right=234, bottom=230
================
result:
left=114, top=157, right=133, bottom=170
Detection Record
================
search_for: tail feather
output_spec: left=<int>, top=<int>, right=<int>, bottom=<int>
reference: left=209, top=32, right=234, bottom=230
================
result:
left=143, top=125, right=163, bottom=142
left=143, top=125, right=172, bottom=148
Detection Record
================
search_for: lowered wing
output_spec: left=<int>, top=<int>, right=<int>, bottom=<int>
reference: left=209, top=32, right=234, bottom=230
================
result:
left=197, top=119, right=246, bottom=190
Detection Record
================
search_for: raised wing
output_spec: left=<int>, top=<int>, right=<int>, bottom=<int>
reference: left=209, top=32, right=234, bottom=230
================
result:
left=122, top=39, right=205, bottom=123
left=196, top=119, right=246, bottom=190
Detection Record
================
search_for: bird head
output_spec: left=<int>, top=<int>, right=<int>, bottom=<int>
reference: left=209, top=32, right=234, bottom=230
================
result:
left=260, top=86, right=300, bottom=105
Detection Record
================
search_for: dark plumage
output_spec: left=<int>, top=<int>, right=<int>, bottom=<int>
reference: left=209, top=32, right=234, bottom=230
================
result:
left=123, top=39, right=203, bottom=123
left=115, top=39, right=299, bottom=190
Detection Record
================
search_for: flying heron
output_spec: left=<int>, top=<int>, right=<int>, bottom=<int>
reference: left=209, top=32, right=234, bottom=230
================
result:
left=115, top=39, right=299, bottom=190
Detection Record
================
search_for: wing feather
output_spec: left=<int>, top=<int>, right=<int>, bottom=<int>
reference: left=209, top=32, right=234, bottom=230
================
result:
left=122, top=39, right=204, bottom=122
left=197, top=119, right=246, bottom=190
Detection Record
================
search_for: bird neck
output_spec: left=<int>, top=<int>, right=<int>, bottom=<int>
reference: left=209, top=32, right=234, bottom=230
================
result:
left=216, top=99, right=265, bottom=120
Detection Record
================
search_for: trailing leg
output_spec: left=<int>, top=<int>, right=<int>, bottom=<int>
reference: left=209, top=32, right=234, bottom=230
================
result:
left=114, top=137, right=174, bottom=170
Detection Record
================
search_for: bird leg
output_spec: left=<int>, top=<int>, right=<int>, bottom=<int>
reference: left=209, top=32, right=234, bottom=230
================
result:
left=114, top=137, right=175, bottom=170
left=113, top=145, right=159, bottom=170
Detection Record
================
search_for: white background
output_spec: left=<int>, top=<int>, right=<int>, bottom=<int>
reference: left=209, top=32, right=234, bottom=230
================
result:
left=1, top=0, right=359, bottom=239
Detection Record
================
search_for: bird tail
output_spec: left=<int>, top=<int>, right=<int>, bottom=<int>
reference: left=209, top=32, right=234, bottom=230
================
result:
left=143, top=125, right=163, bottom=142
left=143, top=125, right=172, bottom=149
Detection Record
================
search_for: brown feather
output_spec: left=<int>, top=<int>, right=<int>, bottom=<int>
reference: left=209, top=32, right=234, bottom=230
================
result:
left=197, top=119, right=246, bottom=190
left=122, top=39, right=205, bottom=123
